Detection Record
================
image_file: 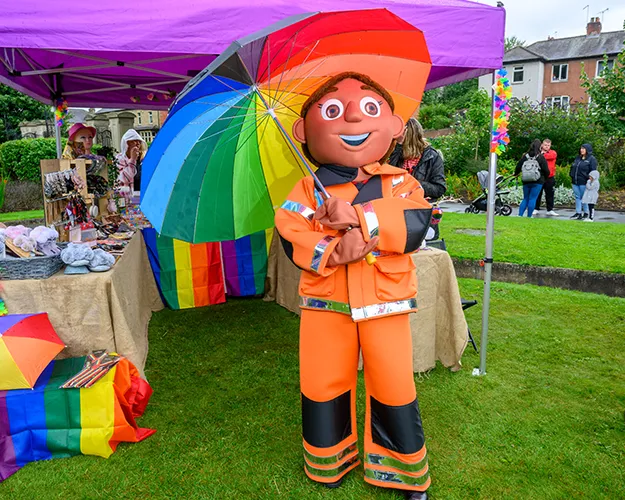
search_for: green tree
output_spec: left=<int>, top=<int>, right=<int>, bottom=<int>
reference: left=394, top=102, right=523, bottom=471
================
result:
left=0, top=84, right=52, bottom=143
left=505, top=36, right=526, bottom=52
left=581, top=34, right=625, bottom=137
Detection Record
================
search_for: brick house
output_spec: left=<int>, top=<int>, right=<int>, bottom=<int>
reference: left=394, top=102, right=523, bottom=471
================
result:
left=479, top=18, right=624, bottom=107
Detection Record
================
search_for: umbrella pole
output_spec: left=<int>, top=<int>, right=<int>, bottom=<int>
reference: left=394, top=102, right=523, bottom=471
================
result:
left=255, top=90, right=330, bottom=199
left=478, top=71, right=498, bottom=376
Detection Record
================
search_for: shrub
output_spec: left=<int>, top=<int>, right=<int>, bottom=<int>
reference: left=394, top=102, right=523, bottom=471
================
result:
left=418, top=103, right=454, bottom=130
left=0, top=138, right=65, bottom=182
left=504, top=99, right=610, bottom=165
left=555, top=165, right=572, bottom=188
left=501, top=184, right=575, bottom=206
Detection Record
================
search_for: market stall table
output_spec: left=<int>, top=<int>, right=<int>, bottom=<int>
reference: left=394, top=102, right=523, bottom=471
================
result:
left=264, top=233, right=469, bottom=372
left=3, top=233, right=163, bottom=378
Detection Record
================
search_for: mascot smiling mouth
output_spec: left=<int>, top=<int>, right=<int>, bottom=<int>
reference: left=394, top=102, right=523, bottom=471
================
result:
left=339, top=132, right=370, bottom=147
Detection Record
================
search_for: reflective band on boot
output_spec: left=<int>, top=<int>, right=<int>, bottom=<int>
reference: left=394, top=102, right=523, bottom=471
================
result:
left=304, top=443, right=358, bottom=467
left=365, top=467, right=430, bottom=487
left=305, top=456, right=360, bottom=481
left=366, top=452, right=428, bottom=475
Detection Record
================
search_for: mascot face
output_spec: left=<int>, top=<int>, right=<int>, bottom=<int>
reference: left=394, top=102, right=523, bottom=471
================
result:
left=293, top=77, right=404, bottom=168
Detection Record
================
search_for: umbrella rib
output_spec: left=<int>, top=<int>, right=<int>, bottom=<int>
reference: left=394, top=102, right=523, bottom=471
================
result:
left=270, top=32, right=299, bottom=109
left=211, top=112, right=269, bottom=151
left=270, top=55, right=329, bottom=109
left=195, top=112, right=267, bottom=145
left=190, top=108, right=269, bottom=125
left=271, top=40, right=321, bottom=106
left=233, top=114, right=270, bottom=156
left=206, top=75, right=257, bottom=106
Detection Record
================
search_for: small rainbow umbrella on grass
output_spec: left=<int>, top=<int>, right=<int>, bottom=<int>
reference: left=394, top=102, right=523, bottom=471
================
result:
left=0, top=313, right=65, bottom=390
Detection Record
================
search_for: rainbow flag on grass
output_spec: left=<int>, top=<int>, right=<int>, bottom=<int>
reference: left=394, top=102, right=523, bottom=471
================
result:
left=0, top=357, right=155, bottom=482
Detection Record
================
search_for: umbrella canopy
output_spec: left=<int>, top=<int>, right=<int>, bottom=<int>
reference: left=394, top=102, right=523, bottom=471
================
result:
left=0, top=313, right=65, bottom=390
left=141, top=9, right=432, bottom=242
left=0, top=0, right=504, bottom=108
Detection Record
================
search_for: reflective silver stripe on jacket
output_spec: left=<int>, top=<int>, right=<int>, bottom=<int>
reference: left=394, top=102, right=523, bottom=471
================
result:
left=280, top=200, right=315, bottom=220
left=361, top=202, right=379, bottom=239
left=300, top=296, right=417, bottom=320
left=351, top=298, right=417, bottom=321
left=310, top=235, right=335, bottom=273
left=300, top=296, right=351, bottom=315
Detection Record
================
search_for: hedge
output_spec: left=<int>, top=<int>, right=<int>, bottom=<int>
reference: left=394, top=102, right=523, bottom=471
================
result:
left=0, top=138, right=66, bottom=182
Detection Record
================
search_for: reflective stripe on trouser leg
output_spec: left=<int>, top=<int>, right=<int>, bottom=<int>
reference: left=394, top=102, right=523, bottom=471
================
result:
left=300, top=309, right=360, bottom=483
left=359, top=313, right=431, bottom=491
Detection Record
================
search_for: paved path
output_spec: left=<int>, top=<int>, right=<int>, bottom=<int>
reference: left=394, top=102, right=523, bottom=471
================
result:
left=439, top=201, right=625, bottom=224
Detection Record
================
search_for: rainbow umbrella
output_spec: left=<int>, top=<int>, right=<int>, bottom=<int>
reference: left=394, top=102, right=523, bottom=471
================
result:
left=0, top=313, right=65, bottom=390
left=141, top=8, right=432, bottom=243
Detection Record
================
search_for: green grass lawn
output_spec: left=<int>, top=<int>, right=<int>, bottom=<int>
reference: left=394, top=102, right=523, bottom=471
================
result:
left=4, top=280, right=624, bottom=499
left=442, top=213, right=625, bottom=274
left=0, top=210, right=44, bottom=223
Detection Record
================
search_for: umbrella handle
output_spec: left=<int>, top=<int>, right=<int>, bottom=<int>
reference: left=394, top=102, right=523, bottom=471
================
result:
left=365, top=253, right=377, bottom=265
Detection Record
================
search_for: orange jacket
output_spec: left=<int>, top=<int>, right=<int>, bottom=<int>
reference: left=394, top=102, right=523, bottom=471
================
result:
left=275, top=163, right=432, bottom=322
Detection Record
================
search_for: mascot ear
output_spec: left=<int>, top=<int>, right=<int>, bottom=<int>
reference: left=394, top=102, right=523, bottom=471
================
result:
left=391, top=114, right=405, bottom=139
left=292, top=118, right=307, bottom=144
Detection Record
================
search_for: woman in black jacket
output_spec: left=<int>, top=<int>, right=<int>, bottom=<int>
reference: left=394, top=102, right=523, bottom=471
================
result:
left=514, top=139, right=550, bottom=217
left=569, top=143, right=597, bottom=220
left=388, top=118, right=446, bottom=200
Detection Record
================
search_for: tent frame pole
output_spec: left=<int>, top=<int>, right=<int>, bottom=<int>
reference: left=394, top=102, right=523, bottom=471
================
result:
left=478, top=71, right=498, bottom=376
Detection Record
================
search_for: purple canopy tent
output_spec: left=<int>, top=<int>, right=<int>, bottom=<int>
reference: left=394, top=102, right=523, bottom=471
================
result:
left=0, top=0, right=505, bottom=374
left=1, top=0, right=504, bottom=108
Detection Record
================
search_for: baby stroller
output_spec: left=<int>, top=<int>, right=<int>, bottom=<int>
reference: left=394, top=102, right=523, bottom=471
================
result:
left=465, top=170, right=514, bottom=216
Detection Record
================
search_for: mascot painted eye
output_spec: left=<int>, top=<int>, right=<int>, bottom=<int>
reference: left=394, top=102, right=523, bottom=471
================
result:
left=360, top=96, right=381, bottom=117
left=320, top=99, right=344, bottom=121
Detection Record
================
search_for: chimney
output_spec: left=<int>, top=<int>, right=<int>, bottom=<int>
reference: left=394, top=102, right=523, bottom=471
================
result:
left=587, top=17, right=602, bottom=36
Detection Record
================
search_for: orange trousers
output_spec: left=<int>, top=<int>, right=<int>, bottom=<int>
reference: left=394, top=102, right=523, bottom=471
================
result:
left=300, top=310, right=430, bottom=492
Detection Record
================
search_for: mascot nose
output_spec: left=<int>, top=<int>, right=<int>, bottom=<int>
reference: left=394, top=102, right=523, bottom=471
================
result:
left=344, top=101, right=362, bottom=123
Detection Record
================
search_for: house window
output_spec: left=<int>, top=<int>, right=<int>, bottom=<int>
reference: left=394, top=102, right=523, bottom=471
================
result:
left=512, top=66, right=524, bottom=83
left=148, top=112, right=154, bottom=124
left=137, top=113, right=142, bottom=125
left=545, top=96, right=570, bottom=110
left=551, top=64, right=568, bottom=82
left=596, top=59, right=615, bottom=77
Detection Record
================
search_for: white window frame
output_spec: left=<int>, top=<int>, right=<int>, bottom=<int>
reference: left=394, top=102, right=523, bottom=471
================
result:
left=545, top=95, right=570, bottom=110
left=148, top=111, right=154, bottom=124
left=512, top=66, right=524, bottom=84
left=596, top=58, right=615, bottom=77
left=551, top=63, right=568, bottom=82
left=137, top=113, right=142, bottom=125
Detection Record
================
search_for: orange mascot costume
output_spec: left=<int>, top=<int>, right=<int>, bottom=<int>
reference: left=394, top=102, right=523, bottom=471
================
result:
left=275, top=72, right=433, bottom=500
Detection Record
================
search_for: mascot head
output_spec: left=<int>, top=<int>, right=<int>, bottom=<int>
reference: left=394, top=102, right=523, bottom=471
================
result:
left=292, top=72, right=405, bottom=168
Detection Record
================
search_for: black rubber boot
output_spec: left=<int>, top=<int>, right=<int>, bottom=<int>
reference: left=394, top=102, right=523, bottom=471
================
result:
left=404, top=491, right=428, bottom=500
left=323, top=477, right=343, bottom=489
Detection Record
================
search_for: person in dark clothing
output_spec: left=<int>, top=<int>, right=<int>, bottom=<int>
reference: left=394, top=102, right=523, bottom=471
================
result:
left=388, top=118, right=446, bottom=200
left=388, top=118, right=445, bottom=239
left=514, top=139, right=550, bottom=218
left=569, top=143, right=597, bottom=220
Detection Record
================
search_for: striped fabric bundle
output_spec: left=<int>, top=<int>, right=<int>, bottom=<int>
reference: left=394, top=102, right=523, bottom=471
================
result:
left=142, top=228, right=272, bottom=310
left=220, top=229, right=273, bottom=297
left=0, top=357, right=155, bottom=482
left=143, top=228, right=226, bottom=309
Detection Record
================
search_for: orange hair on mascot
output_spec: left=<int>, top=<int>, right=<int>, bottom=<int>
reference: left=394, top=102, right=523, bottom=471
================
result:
left=275, top=72, right=432, bottom=500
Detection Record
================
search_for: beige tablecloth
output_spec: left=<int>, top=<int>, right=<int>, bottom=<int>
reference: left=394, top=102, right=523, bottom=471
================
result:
left=264, top=234, right=468, bottom=372
left=4, top=233, right=164, bottom=378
